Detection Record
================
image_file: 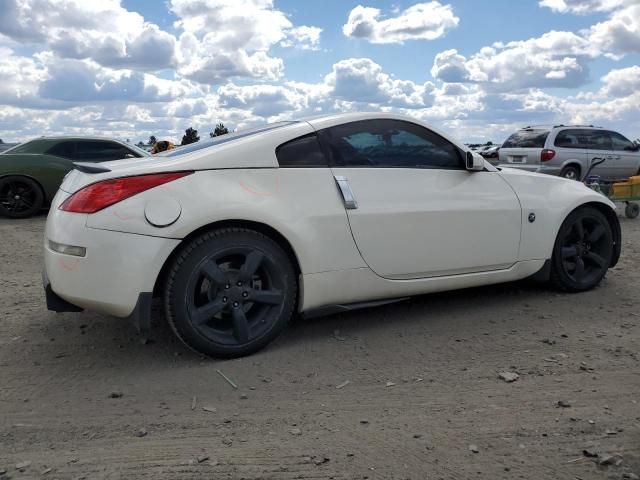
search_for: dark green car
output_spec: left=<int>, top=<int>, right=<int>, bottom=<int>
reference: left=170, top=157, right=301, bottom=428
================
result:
left=0, top=137, right=149, bottom=218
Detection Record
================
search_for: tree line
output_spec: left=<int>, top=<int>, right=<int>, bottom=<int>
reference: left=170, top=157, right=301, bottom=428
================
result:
left=140, top=123, right=230, bottom=148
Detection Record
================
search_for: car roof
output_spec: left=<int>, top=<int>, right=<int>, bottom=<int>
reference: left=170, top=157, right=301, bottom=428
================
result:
left=28, top=136, right=131, bottom=142
left=517, top=125, right=604, bottom=130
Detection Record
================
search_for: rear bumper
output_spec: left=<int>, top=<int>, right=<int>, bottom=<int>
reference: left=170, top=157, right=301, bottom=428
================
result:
left=42, top=269, right=83, bottom=313
left=44, top=209, right=180, bottom=318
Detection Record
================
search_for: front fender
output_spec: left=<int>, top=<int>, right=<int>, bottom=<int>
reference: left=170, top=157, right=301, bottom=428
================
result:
left=499, top=168, right=617, bottom=262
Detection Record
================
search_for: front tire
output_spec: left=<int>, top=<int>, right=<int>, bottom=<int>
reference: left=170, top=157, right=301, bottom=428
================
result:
left=0, top=176, right=44, bottom=218
left=550, top=207, right=613, bottom=292
left=164, top=228, right=297, bottom=358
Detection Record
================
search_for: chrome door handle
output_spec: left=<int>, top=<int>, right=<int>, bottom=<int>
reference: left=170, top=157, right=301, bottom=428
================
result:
left=334, top=175, right=358, bottom=210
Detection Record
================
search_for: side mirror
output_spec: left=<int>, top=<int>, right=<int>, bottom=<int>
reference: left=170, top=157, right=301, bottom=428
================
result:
left=466, top=151, right=484, bottom=171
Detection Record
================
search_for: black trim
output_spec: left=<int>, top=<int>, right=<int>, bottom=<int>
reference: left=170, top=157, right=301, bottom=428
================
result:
left=530, top=259, right=552, bottom=283
left=127, top=292, right=153, bottom=333
left=302, top=297, right=409, bottom=319
left=43, top=271, right=84, bottom=313
left=73, top=162, right=112, bottom=174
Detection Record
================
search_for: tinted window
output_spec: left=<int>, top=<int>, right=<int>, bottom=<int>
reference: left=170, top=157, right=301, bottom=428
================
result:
left=74, top=141, right=135, bottom=161
left=502, top=129, right=550, bottom=148
left=160, top=122, right=297, bottom=158
left=319, top=119, right=462, bottom=169
left=46, top=141, right=76, bottom=158
left=609, top=131, right=634, bottom=151
left=276, top=134, right=327, bottom=167
left=9, top=139, right=48, bottom=154
left=586, top=131, right=613, bottom=151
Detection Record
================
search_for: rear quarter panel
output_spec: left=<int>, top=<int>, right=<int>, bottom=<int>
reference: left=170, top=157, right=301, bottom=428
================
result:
left=84, top=168, right=366, bottom=275
left=499, top=168, right=616, bottom=261
left=0, top=154, right=73, bottom=201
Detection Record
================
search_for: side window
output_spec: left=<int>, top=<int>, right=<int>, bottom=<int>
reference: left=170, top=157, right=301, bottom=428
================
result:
left=609, top=131, right=634, bottom=151
left=276, top=134, right=327, bottom=167
left=46, top=141, right=76, bottom=159
left=74, top=141, right=131, bottom=161
left=585, top=131, right=613, bottom=151
left=554, top=130, right=584, bottom=149
left=319, top=119, right=463, bottom=169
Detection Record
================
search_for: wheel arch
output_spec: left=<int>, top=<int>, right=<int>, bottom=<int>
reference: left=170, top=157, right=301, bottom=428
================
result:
left=0, top=173, right=48, bottom=207
left=0, top=173, right=47, bottom=197
left=560, top=162, right=582, bottom=177
left=152, top=219, right=303, bottom=297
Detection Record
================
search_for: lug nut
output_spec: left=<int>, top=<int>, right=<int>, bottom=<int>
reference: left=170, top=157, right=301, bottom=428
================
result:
left=222, top=297, right=227, bottom=303
left=242, top=292, right=248, bottom=298
left=233, top=302, right=239, bottom=308
left=237, top=281, right=242, bottom=287
left=225, top=284, right=230, bottom=290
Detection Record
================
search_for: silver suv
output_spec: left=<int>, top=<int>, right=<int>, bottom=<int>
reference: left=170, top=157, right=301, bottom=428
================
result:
left=498, top=125, right=640, bottom=181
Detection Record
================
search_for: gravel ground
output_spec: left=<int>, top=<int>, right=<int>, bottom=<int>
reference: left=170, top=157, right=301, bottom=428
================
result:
left=0, top=213, right=639, bottom=480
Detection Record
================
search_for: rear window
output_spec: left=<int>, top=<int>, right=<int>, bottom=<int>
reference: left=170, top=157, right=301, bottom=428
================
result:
left=159, top=122, right=297, bottom=158
left=502, top=130, right=550, bottom=148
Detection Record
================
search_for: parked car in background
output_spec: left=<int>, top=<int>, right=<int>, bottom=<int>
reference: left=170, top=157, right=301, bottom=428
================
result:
left=498, top=125, right=640, bottom=181
left=43, top=113, right=620, bottom=358
left=481, top=145, right=500, bottom=158
left=0, top=137, right=148, bottom=218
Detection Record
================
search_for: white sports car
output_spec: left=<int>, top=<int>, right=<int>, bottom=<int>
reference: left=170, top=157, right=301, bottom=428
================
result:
left=43, top=113, right=621, bottom=358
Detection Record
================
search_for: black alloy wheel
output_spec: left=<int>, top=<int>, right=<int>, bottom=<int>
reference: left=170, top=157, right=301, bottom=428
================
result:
left=0, top=176, right=44, bottom=218
left=165, top=228, right=296, bottom=358
left=550, top=207, right=613, bottom=292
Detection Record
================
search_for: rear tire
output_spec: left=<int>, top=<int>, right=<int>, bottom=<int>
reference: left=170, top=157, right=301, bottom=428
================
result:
left=560, top=166, right=580, bottom=181
left=625, top=202, right=639, bottom=219
left=164, top=228, right=297, bottom=358
left=0, top=175, right=44, bottom=218
left=550, top=207, right=613, bottom=292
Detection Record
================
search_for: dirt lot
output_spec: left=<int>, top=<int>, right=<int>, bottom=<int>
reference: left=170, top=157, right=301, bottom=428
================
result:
left=0, top=213, right=639, bottom=480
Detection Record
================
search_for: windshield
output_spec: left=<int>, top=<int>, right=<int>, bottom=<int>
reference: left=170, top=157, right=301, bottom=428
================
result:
left=502, top=129, right=550, bottom=148
left=159, top=122, right=297, bottom=157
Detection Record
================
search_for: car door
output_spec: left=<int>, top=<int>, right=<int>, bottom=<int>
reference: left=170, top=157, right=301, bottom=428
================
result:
left=585, top=130, right=618, bottom=180
left=609, top=131, right=640, bottom=179
left=552, top=129, right=589, bottom=177
left=318, top=119, right=522, bottom=279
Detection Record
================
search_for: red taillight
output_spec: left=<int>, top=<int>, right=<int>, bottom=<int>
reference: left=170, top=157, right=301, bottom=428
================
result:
left=541, top=149, right=556, bottom=162
left=59, top=171, right=193, bottom=213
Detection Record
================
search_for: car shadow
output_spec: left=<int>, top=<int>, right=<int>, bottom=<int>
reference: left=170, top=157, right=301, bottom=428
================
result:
left=15, top=279, right=554, bottom=375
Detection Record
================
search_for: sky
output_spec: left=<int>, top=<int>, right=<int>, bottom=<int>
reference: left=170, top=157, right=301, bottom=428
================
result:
left=0, top=0, right=638, bottom=144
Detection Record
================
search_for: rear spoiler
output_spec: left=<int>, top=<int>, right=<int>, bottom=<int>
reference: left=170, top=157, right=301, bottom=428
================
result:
left=73, top=162, right=111, bottom=174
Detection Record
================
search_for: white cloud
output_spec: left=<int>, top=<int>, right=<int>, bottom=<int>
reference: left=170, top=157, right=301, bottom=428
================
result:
left=170, top=0, right=322, bottom=82
left=600, top=65, right=640, bottom=97
left=343, top=2, right=459, bottom=44
left=0, top=0, right=176, bottom=70
left=587, top=4, right=640, bottom=57
left=539, top=0, right=630, bottom=14
left=281, top=26, right=322, bottom=51
left=325, top=58, right=435, bottom=108
left=431, top=32, right=593, bottom=91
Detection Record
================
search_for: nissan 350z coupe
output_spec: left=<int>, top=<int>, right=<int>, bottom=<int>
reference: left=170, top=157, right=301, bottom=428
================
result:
left=43, top=113, right=621, bottom=358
